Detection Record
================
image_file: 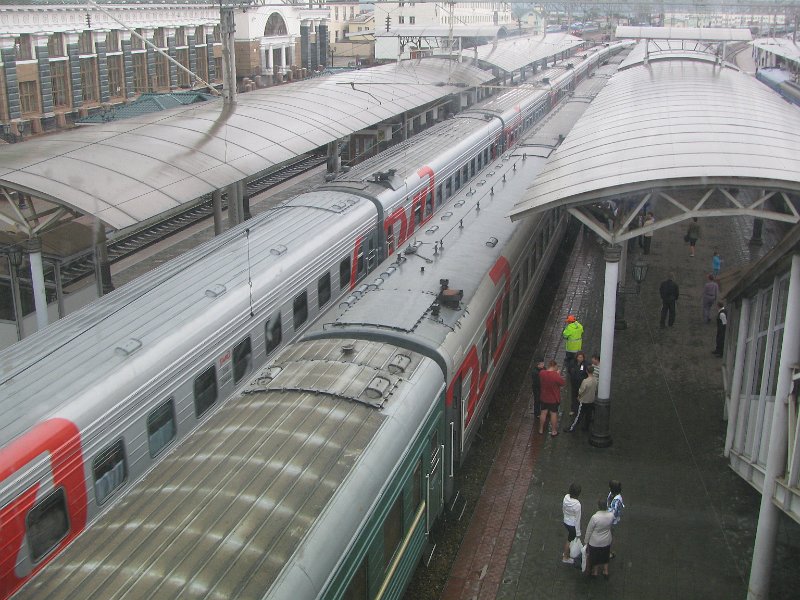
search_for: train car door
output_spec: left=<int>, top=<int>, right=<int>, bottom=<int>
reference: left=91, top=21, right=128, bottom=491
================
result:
left=426, top=430, right=444, bottom=533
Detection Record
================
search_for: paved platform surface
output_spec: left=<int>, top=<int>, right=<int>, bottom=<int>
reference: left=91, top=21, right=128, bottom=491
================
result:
left=442, top=215, right=800, bottom=600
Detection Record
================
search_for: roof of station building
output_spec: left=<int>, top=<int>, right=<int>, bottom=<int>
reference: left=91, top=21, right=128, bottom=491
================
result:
left=615, top=26, right=752, bottom=42
left=617, top=39, right=734, bottom=70
left=751, top=37, right=800, bottom=65
left=0, top=59, right=491, bottom=231
left=508, top=53, right=800, bottom=221
left=433, top=32, right=584, bottom=73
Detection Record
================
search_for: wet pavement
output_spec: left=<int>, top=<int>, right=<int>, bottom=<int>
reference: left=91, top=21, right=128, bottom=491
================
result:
left=442, top=214, right=800, bottom=600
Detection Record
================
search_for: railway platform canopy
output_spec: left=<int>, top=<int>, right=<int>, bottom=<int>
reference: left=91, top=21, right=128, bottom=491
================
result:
left=752, top=37, right=800, bottom=70
left=0, top=58, right=490, bottom=235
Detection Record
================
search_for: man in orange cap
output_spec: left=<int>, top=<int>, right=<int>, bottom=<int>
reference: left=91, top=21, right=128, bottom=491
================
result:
left=562, top=315, right=584, bottom=368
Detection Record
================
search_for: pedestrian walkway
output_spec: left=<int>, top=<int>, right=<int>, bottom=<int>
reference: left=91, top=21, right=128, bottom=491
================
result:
left=442, top=215, right=799, bottom=599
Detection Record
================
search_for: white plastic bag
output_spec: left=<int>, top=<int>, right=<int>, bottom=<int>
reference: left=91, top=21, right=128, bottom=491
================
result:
left=581, top=545, right=588, bottom=573
left=569, top=537, right=582, bottom=559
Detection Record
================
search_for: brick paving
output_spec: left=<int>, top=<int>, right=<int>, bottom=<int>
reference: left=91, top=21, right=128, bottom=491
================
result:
left=442, top=214, right=800, bottom=600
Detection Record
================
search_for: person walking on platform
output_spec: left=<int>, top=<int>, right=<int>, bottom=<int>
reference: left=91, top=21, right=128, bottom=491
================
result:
left=685, top=217, right=701, bottom=257
left=712, top=250, right=722, bottom=278
left=659, top=273, right=680, bottom=328
left=538, top=360, right=565, bottom=436
left=561, top=483, right=582, bottom=564
left=564, top=365, right=598, bottom=433
left=702, top=274, right=720, bottom=323
left=585, top=499, right=614, bottom=579
left=642, top=212, right=655, bottom=255
left=531, top=358, right=545, bottom=418
left=562, top=315, right=584, bottom=367
left=713, top=302, right=728, bottom=357
left=567, top=351, right=588, bottom=416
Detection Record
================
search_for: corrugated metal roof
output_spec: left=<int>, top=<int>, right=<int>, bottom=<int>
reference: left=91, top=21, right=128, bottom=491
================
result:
left=76, top=92, right=216, bottom=123
left=509, top=58, right=800, bottom=220
left=0, top=59, right=491, bottom=230
left=616, top=26, right=752, bottom=42
left=618, top=39, right=727, bottom=70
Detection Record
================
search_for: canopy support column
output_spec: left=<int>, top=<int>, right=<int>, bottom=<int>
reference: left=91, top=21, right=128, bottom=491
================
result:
left=6, top=252, right=24, bottom=341
left=94, top=221, right=114, bottom=296
left=27, top=238, right=49, bottom=333
left=326, top=140, right=340, bottom=174
left=590, top=244, right=621, bottom=448
left=748, top=255, right=800, bottom=599
left=212, top=189, right=223, bottom=235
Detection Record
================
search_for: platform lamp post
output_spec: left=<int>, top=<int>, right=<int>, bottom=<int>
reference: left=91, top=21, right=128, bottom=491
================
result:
left=7, top=244, right=25, bottom=341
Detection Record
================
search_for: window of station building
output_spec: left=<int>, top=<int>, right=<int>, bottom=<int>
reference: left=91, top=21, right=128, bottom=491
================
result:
left=194, top=26, right=205, bottom=42
left=26, top=488, right=69, bottom=563
left=342, top=559, right=367, bottom=600
left=265, top=313, right=283, bottom=355
left=19, top=81, right=40, bottom=115
left=383, top=495, right=403, bottom=570
left=108, top=55, right=124, bottom=98
left=147, top=399, right=176, bottom=458
left=410, top=16, right=416, bottom=24
left=80, top=58, right=99, bottom=103
left=177, top=49, right=191, bottom=87
left=196, top=51, right=208, bottom=84
left=399, top=16, right=405, bottom=24
left=47, top=33, right=64, bottom=58
left=175, top=27, right=187, bottom=47
left=154, top=55, right=170, bottom=89
left=193, top=365, right=218, bottom=417
left=105, top=31, right=120, bottom=53
left=214, top=57, right=223, bottom=81
left=51, top=62, right=70, bottom=108
left=153, top=28, right=167, bottom=48
left=133, top=53, right=148, bottom=93
left=79, top=30, right=94, bottom=54
left=132, top=29, right=145, bottom=50
left=213, top=25, right=221, bottom=43
left=318, top=272, right=332, bottom=308
left=339, top=256, right=351, bottom=290
left=93, top=439, right=127, bottom=506
left=15, top=34, right=33, bottom=60
left=293, top=291, right=308, bottom=330
left=233, top=336, right=253, bottom=384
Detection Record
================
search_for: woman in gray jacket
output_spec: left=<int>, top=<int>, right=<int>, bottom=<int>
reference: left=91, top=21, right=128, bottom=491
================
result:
left=585, top=499, right=615, bottom=578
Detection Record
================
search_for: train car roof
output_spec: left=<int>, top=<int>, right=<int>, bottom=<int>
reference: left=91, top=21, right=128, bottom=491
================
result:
left=0, top=192, right=374, bottom=443
left=16, top=340, right=442, bottom=599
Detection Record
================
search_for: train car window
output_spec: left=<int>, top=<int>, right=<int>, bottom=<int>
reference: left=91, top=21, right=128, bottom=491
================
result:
left=342, top=558, right=367, bottom=600
left=484, top=147, right=489, bottom=163
left=265, top=313, right=282, bottom=355
left=454, top=170, right=461, bottom=191
left=383, top=495, right=404, bottom=570
left=429, top=429, right=439, bottom=459
left=193, top=365, right=218, bottom=417
left=93, top=439, right=128, bottom=506
left=147, top=399, right=176, bottom=458
left=293, top=291, right=308, bottom=329
left=412, top=458, right=422, bottom=510
left=480, top=334, right=489, bottom=373
left=318, top=272, right=332, bottom=308
left=436, top=184, right=443, bottom=207
left=512, top=275, right=520, bottom=314
left=470, top=158, right=476, bottom=177
left=445, top=178, right=452, bottom=199
left=26, top=488, right=69, bottom=562
left=339, top=256, right=351, bottom=289
left=414, top=200, right=423, bottom=226
left=425, top=189, right=434, bottom=217
left=233, top=336, right=253, bottom=384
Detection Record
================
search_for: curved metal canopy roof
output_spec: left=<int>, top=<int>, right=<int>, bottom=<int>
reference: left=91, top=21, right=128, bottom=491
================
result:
left=509, top=55, right=800, bottom=234
left=0, top=58, right=491, bottom=231
left=615, top=26, right=752, bottom=42
left=752, top=37, right=800, bottom=66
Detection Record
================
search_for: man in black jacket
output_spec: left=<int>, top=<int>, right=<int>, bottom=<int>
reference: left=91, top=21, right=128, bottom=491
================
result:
left=659, top=273, right=679, bottom=328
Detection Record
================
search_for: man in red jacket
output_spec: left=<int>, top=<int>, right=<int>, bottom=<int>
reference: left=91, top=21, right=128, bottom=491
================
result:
left=538, top=360, right=565, bottom=436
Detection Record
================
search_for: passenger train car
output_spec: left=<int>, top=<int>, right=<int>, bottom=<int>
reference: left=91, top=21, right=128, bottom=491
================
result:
left=1, top=42, right=629, bottom=599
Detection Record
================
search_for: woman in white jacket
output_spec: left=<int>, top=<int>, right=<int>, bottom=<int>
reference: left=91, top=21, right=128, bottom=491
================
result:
left=561, top=482, right=582, bottom=564
left=585, top=499, right=615, bottom=578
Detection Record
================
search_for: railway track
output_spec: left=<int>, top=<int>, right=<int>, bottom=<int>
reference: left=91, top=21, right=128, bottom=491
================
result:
left=57, top=153, right=326, bottom=287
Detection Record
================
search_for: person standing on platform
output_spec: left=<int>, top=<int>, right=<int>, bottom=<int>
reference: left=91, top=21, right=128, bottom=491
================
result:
left=585, top=499, right=614, bottom=579
left=702, top=274, right=720, bottom=323
left=659, top=273, right=680, bottom=328
left=685, top=217, right=701, bottom=257
left=564, top=365, right=598, bottom=433
left=712, top=250, right=722, bottom=278
left=713, top=302, right=728, bottom=357
left=607, top=480, right=625, bottom=560
left=561, top=483, right=582, bottom=564
left=642, top=212, right=655, bottom=254
left=538, top=360, right=565, bottom=437
left=531, top=358, right=545, bottom=418
left=562, top=315, right=584, bottom=368
left=567, top=351, right=588, bottom=416
left=591, top=354, right=601, bottom=388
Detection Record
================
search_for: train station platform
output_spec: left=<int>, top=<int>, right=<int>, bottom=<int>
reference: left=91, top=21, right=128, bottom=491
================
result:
left=442, top=215, right=800, bottom=599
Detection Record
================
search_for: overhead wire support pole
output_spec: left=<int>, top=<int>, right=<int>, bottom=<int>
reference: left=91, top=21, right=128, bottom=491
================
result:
left=85, top=0, right=221, bottom=96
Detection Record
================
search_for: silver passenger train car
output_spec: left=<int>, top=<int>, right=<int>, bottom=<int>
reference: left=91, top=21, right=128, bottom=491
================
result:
left=11, top=42, right=631, bottom=600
